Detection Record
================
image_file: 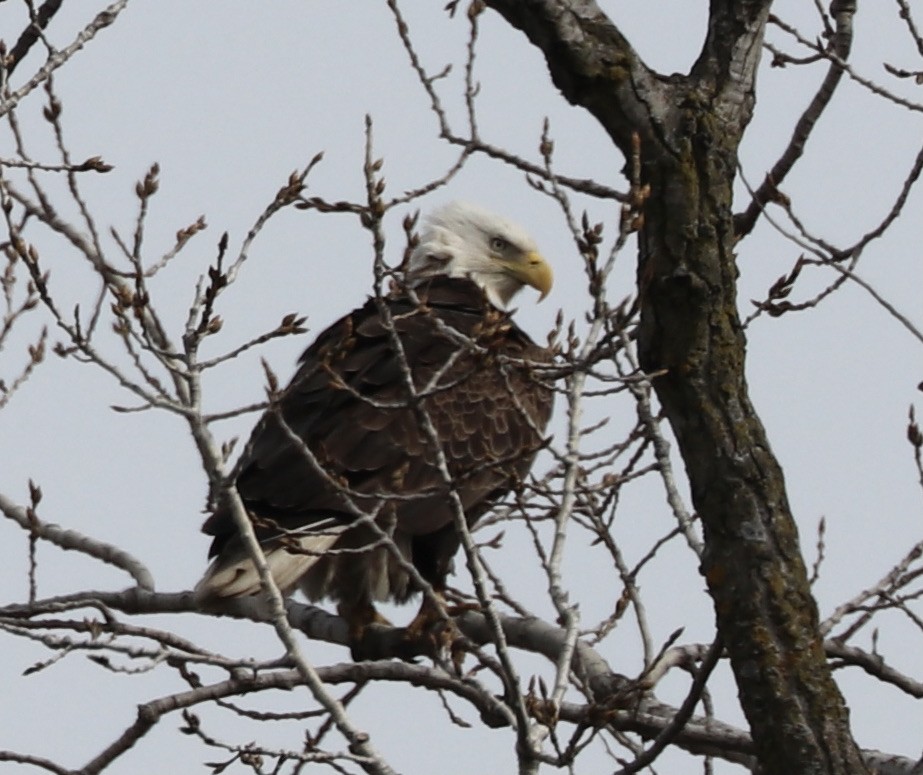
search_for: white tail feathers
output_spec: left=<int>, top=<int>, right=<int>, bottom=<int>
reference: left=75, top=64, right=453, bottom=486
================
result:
left=194, top=533, right=341, bottom=600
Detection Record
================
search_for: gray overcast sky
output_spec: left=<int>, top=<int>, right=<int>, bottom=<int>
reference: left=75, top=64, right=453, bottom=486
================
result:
left=1, top=2, right=921, bottom=773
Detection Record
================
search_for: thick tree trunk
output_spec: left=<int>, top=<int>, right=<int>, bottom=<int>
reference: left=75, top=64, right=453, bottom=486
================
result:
left=486, top=1, right=868, bottom=773
left=637, top=114, right=866, bottom=775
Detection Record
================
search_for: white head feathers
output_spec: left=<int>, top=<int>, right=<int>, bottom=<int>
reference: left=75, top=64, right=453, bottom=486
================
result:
left=407, top=201, right=552, bottom=308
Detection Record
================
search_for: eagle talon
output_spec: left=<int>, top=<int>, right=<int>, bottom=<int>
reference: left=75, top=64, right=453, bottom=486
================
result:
left=444, top=600, right=482, bottom=617
left=399, top=593, right=471, bottom=668
left=404, top=592, right=450, bottom=641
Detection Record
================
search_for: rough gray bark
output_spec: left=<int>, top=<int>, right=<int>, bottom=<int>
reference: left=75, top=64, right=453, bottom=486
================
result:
left=484, top=1, right=868, bottom=773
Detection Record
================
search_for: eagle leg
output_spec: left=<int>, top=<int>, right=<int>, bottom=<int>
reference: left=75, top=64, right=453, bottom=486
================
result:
left=339, top=593, right=477, bottom=663
left=337, top=598, right=392, bottom=661
left=404, top=590, right=448, bottom=641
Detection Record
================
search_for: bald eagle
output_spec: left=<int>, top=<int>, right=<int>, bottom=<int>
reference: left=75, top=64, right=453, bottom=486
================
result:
left=195, top=201, right=554, bottom=654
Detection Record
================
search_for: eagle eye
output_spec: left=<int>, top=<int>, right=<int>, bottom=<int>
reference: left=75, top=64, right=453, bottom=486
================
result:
left=489, top=236, right=509, bottom=252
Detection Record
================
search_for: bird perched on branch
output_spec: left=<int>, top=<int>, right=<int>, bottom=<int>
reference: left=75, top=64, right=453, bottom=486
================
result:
left=195, top=201, right=554, bottom=657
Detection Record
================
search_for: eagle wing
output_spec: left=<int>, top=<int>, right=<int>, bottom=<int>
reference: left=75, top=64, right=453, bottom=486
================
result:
left=197, top=278, right=552, bottom=600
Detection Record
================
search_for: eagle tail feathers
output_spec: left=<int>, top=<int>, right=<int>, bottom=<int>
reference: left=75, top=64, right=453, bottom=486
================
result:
left=194, top=532, right=341, bottom=600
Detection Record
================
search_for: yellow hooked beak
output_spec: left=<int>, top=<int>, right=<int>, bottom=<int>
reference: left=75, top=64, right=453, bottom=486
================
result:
left=505, top=250, right=553, bottom=301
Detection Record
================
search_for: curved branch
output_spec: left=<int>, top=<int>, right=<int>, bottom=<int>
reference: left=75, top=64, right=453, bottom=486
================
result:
left=826, top=641, right=923, bottom=698
left=0, top=492, right=154, bottom=591
left=5, top=588, right=919, bottom=773
left=0, top=751, right=70, bottom=775
left=77, top=660, right=508, bottom=775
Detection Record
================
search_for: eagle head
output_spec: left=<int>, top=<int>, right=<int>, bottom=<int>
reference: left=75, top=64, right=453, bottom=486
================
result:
left=406, top=201, right=553, bottom=308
